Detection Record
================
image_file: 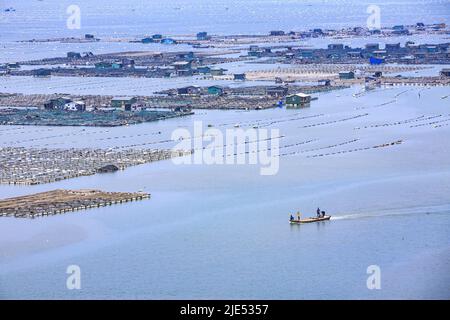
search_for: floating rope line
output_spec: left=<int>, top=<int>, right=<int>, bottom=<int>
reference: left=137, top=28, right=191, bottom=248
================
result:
left=306, top=140, right=403, bottom=158
left=410, top=115, right=450, bottom=128
left=215, top=112, right=324, bottom=128
left=0, top=126, right=54, bottom=135
left=225, top=139, right=316, bottom=157
left=95, top=131, right=162, bottom=142
left=300, top=139, right=360, bottom=153
left=355, top=115, right=444, bottom=129
left=278, top=139, right=358, bottom=157
left=111, top=133, right=219, bottom=150
left=299, top=113, right=368, bottom=128
left=1, top=129, right=168, bottom=147
left=197, top=135, right=285, bottom=153
left=394, top=89, right=412, bottom=98
left=257, top=114, right=325, bottom=128
left=0, top=126, right=27, bottom=134
left=356, top=99, right=396, bottom=110
left=1, top=128, right=112, bottom=145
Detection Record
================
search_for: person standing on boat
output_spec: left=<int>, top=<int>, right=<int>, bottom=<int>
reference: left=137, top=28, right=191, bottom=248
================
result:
left=317, top=208, right=321, bottom=218
left=297, top=212, right=301, bottom=221
left=290, top=214, right=295, bottom=221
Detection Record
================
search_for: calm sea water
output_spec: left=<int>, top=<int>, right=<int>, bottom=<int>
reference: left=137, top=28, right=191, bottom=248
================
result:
left=0, top=85, right=449, bottom=299
left=1, top=0, right=450, bottom=40
left=0, top=0, right=450, bottom=299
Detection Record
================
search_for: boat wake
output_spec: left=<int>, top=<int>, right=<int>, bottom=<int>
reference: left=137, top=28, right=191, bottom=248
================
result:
left=331, top=204, right=450, bottom=221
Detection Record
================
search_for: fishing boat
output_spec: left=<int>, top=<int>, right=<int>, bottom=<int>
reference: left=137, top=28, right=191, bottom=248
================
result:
left=290, top=215, right=331, bottom=224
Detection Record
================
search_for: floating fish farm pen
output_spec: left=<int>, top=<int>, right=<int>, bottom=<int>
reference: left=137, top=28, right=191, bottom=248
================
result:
left=0, top=109, right=191, bottom=127
left=0, top=147, right=192, bottom=185
left=0, top=189, right=151, bottom=218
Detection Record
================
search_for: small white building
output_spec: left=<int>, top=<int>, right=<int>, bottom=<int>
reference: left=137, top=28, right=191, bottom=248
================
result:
left=64, top=101, right=86, bottom=111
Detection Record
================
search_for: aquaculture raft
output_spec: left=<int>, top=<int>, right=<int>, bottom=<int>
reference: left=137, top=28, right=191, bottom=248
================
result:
left=0, top=147, right=191, bottom=185
left=0, top=189, right=150, bottom=218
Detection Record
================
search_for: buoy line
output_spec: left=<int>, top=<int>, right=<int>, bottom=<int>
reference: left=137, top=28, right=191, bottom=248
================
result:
left=306, top=140, right=403, bottom=158
left=299, top=113, right=369, bottom=128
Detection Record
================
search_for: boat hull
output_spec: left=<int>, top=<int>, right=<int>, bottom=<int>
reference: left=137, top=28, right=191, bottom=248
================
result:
left=290, top=215, right=331, bottom=224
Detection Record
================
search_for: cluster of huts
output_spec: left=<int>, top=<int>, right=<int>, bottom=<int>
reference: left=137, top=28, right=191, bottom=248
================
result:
left=41, top=96, right=147, bottom=112
left=171, top=84, right=314, bottom=108
left=247, top=41, right=450, bottom=65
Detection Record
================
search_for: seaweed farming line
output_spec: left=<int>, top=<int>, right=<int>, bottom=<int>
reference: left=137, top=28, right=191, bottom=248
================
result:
left=1, top=128, right=113, bottom=145
left=356, top=115, right=443, bottom=129
left=299, top=113, right=369, bottom=128
left=278, top=138, right=359, bottom=156
left=215, top=112, right=324, bottom=128
left=112, top=132, right=285, bottom=151
left=409, top=114, right=450, bottom=128
left=394, top=89, right=412, bottom=98
left=306, top=140, right=403, bottom=158
left=221, top=138, right=361, bottom=157
left=0, top=126, right=56, bottom=136
left=298, top=139, right=360, bottom=154
left=214, top=111, right=310, bottom=127
left=352, top=88, right=423, bottom=113
left=354, top=88, right=410, bottom=102
left=356, top=99, right=397, bottom=110
left=10, top=140, right=89, bottom=148
left=0, top=128, right=166, bottom=146
left=256, top=114, right=326, bottom=128
left=3, top=131, right=89, bottom=145
left=224, top=139, right=316, bottom=157
left=219, top=113, right=325, bottom=129
left=197, top=135, right=285, bottom=153
left=110, top=133, right=219, bottom=150
left=0, top=126, right=26, bottom=133
left=93, top=131, right=163, bottom=142
left=5, top=138, right=168, bottom=149
left=114, top=134, right=312, bottom=153
left=112, top=135, right=285, bottom=153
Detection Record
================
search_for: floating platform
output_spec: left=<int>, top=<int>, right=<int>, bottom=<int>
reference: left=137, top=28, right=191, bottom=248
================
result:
left=0, top=147, right=191, bottom=185
left=0, top=189, right=150, bottom=219
left=0, top=109, right=190, bottom=127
